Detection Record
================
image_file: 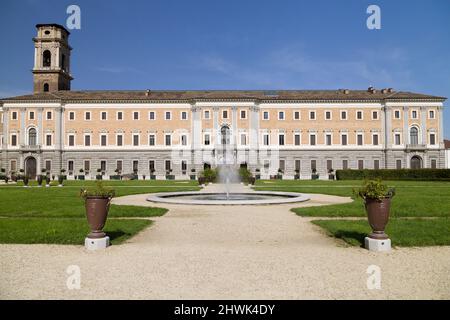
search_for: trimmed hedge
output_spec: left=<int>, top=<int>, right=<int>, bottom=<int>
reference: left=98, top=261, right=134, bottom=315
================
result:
left=336, top=169, right=450, bottom=181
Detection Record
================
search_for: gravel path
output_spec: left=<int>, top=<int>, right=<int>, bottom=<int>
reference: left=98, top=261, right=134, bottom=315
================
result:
left=1, top=192, right=449, bottom=299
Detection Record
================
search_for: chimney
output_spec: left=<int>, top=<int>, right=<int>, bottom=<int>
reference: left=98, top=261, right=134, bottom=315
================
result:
left=145, top=90, right=150, bottom=97
left=387, top=88, right=395, bottom=93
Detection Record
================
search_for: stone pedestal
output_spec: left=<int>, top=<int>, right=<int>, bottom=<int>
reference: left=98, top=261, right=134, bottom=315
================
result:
left=365, top=237, right=391, bottom=252
left=85, top=236, right=110, bottom=250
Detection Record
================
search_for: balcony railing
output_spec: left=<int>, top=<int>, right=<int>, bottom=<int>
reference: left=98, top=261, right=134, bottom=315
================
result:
left=19, top=144, right=42, bottom=152
left=406, top=144, right=427, bottom=151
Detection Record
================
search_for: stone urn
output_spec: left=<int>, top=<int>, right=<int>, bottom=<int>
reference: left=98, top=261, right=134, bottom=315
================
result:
left=84, top=196, right=112, bottom=238
left=365, top=197, right=391, bottom=240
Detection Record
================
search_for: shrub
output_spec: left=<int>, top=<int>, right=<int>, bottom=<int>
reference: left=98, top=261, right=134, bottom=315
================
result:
left=353, top=180, right=395, bottom=201
left=239, top=167, right=252, bottom=183
left=336, top=169, right=450, bottom=181
left=201, top=168, right=217, bottom=183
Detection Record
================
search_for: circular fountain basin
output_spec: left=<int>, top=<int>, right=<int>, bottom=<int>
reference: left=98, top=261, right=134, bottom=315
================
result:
left=147, top=191, right=310, bottom=205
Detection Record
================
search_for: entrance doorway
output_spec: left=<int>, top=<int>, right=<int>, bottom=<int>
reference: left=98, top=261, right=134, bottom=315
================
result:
left=410, top=156, right=422, bottom=169
left=25, top=157, right=37, bottom=179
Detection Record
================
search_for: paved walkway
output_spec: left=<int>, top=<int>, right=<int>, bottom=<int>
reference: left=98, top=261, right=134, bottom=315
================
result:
left=1, top=189, right=449, bottom=299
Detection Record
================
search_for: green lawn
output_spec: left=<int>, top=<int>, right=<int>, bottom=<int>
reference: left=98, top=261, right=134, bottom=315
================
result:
left=312, top=218, right=450, bottom=247
left=254, top=180, right=450, bottom=217
left=255, top=179, right=450, bottom=247
left=0, top=180, right=199, bottom=244
left=0, top=217, right=152, bottom=245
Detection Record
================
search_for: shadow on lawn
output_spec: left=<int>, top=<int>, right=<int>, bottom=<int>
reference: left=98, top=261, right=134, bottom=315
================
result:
left=105, top=230, right=128, bottom=241
left=333, top=230, right=366, bottom=247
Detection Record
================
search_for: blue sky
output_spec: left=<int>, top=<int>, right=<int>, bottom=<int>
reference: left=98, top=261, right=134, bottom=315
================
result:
left=0, top=0, right=449, bottom=137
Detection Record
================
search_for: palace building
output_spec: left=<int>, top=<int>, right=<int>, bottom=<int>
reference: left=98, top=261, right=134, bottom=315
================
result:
left=0, top=24, right=447, bottom=180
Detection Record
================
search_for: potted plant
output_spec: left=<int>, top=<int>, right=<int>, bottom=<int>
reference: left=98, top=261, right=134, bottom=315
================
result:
left=150, top=169, right=156, bottom=180
left=45, top=175, right=50, bottom=187
left=276, top=168, right=283, bottom=180
left=19, top=169, right=25, bottom=180
left=96, top=168, right=103, bottom=180
left=23, top=175, right=29, bottom=187
left=10, top=171, right=17, bottom=182
left=60, top=169, right=67, bottom=180
left=311, top=168, right=319, bottom=180
left=354, top=180, right=395, bottom=240
left=294, top=169, right=300, bottom=180
left=328, top=168, right=335, bottom=180
left=78, top=169, right=85, bottom=180
left=165, top=169, right=174, bottom=180
left=80, top=181, right=115, bottom=239
left=190, top=169, right=196, bottom=181
left=255, top=168, right=261, bottom=180
left=198, top=176, right=206, bottom=186
left=58, top=174, right=64, bottom=187
left=37, top=175, right=43, bottom=187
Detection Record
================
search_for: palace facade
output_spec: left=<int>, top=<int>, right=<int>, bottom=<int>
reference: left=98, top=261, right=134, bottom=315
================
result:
left=0, top=24, right=447, bottom=180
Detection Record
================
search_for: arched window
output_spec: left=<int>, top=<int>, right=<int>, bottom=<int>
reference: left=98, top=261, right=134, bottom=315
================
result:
left=43, top=50, right=51, bottom=67
left=410, top=127, right=419, bottom=145
left=221, top=125, right=230, bottom=145
left=28, top=128, right=37, bottom=146
left=43, top=83, right=49, bottom=92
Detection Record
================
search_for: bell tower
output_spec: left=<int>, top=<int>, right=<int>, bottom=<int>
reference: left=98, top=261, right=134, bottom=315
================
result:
left=32, top=24, right=73, bottom=93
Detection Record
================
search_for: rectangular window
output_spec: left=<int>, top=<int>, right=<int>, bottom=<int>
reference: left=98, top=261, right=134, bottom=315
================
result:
left=327, top=160, right=332, bottom=171
left=84, top=112, right=91, bottom=121
left=46, top=111, right=52, bottom=120
left=340, top=111, right=347, bottom=120
left=69, top=111, right=75, bottom=120
left=68, top=161, right=74, bottom=172
left=133, top=134, right=139, bottom=146
left=372, top=111, right=379, bottom=120
left=133, top=160, right=139, bottom=172
left=165, top=134, right=171, bottom=146
left=181, top=135, right=187, bottom=146
left=431, top=159, right=437, bottom=169
left=45, top=160, right=51, bottom=171
left=116, top=160, right=123, bottom=172
left=373, top=134, right=379, bottom=146
left=181, top=160, right=187, bottom=172
left=149, top=160, right=155, bottom=172
left=117, top=134, right=123, bottom=146
left=263, top=111, right=269, bottom=120
left=395, top=134, right=401, bottom=145
left=279, top=159, right=286, bottom=172
left=165, top=160, right=171, bottom=171
left=341, top=134, right=348, bottom=146
left=149, top=134, right=155, bottom=146
left=240, top=110, right=247, bottom=119
left=84, top=160, right=90, bottom=172
left=342, top=159, right=348, bottom=170
left=240, top=134, right=247, bottom=145
left=181, top=111, right=188, bottom=120
left=46, top=134, right=52, bottom=146
left=310, top=134, right=316, bottom=146
left=149, top=111, right=155, bottom=120
left=309, top=111, right=316, bottom=120
left=325, top=111, right=332, bottom=120
left=29, top=111, right=35, bottom=120
left=222, top=110, right=228, bottom=119
left=374, top=159, right=380, bottom=170
left=279, top=134, right=285, bottom=146
left=430, top=134, right=436, bottom=145
left=394, top=110, right=401, bottom=119
left=68, top=135, right=75, bottom=146
left=263, top=160, right=270, bottom=171
left=412, top=110, right=418, bottom=119
left=11, top=111, right=18, bottom=120
left=278, top=111, right=285, bottom=120
left=357, top=134, right=363, bottom=146
left=294, top=111, right=300, bottom=120
left=295, top=160, right=301, bottom=171
left=358, top=160, right=364, bottom=170
left=117, top=111, right=123, bottom=120
left=326, top=134, right=332, bottom=146
left=356, top=111, right=363, bottom=120
left=294, top=134, right=301, bottom=146
left=396, top=159, right=402, bottom=169
left=11, top=134, right=17, bottom=146
left=10, top=160, right=17, bottom=172
left=165, top=111, right=171, bottom=120
left=204, top=134, right=210, bottom=146
left=133, top=111, right=139, bottom=120
left=263, top=134, right=269, bottom=146
left=84, top=135, right=91, bottom=146
left=429, top=110, right=435, bottom=119
left=101, top=135, right=107, bottom=146
left=311, top=160, right=317, bottom=171
left=100, top=161, right=106, bottom=172
left=101, top=111, right=107, bottom=120
left=204, top=110, right=210, bottom=119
